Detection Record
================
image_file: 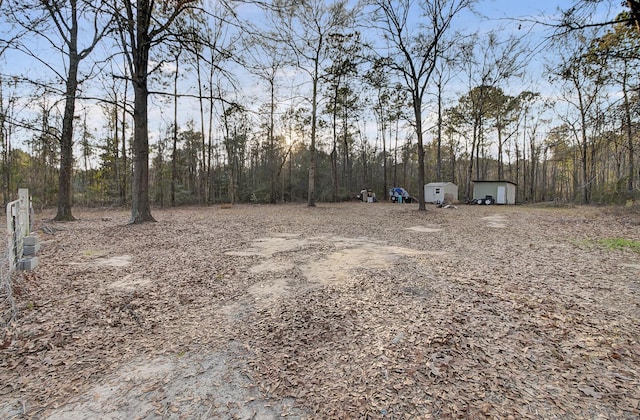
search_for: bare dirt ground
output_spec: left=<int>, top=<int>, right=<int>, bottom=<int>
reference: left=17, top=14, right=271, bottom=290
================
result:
left=1, top=202, right=639, bottom=419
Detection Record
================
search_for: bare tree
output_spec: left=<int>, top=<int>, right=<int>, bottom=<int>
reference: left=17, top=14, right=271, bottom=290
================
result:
left=178, top=5, right=237, bottom=204
left=243, top=32, right=287, bottom=204
left=364, top=58, right=394, bottom=201
left=0, top=82, right=19, bottom=205
left=558, top=1, right=640, bottom=34
left=269, top=0, right=355, bottom=207
left=452, top=31, right=527, bottom=199
left=590, top=15, right=640, bottom=195
left=549, top=27, right=608, bottom=204
left=5, top=0, right=111, bottom=220
left=368, top=0, right=472, bottom=210
left=181, top=7, right=238, bottom=204
left=113, top=0, right=197, bottom=223
left=324, top=32, right=360, bottom=201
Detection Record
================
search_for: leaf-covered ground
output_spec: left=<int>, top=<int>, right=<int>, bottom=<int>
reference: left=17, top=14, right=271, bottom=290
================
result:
left=1, top=203, right=639, bottom=419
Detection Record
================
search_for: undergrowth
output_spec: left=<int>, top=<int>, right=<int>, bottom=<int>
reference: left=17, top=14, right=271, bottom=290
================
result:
left=592, top=238, right=640, bottom=253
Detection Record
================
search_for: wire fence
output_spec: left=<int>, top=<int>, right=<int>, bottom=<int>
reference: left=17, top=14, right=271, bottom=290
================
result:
left=0, top=242, right=13, bottom=326
left=1, top=189, right=33, bottom=327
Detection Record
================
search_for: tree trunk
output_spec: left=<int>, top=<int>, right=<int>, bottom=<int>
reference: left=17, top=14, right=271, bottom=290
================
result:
left=127, top=0, right=156, bottom=223
left=466, top=120, right=478, bottom=202
left=196, top=58, right=207, bottom=204
left=130, top=65, right=155, bottom=223
left=343, top=103, right=351, bottom=194
left=171, top=56, right=179, bottom=207
left=269, top=78, right=277, bottom=204
left=497, top=118, right=504, bottom=180
left=208, top=62, right=216, bottom=203
left=393, top=118, right=399, bottom=186
left=1, top=83, right=11, bottom=205
left=529, top=138, right=537, bottom=202
left=579, top=106, right=590, bottom=204
left=382, top=115, right=387, bottom=201
left=622, top=70, right=635, bottom=194
left=55, top=45, right=80, bottom=221
left=308, top=69, right=318, bottom=207
left=414, top=100, right=426, bottom=211
left=331, top=88, right=338, bottom=202
left=120, top=79, right=129, bottom=205
left=112, top=99, right=121, bottom=205
left=436, top=80, right=443, bottom=182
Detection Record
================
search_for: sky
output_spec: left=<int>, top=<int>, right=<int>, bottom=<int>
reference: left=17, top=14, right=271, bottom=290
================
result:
left=0, top=0, right=626, bottom=161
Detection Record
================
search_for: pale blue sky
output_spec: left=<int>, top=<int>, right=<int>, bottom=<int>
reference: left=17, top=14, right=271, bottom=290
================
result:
left=0, top=0, right=627, bottom=159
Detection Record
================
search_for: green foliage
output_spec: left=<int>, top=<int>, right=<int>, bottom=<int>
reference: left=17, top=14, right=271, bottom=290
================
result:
left=590, top=178, right=640, bottom=205
left=247, top=188, right=270, bottom=204
left=593, top=237, right=640, bottom=253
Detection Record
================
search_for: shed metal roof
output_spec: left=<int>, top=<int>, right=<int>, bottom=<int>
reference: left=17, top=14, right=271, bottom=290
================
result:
left=425, top=182, right=457, bottom=187
left=471, top=180, right=518, bottom=186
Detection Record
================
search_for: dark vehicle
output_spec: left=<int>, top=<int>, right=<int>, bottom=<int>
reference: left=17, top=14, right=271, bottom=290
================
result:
left=470, top=195, right=495, bottom=205
left=389, top=187, right=414, bottom=203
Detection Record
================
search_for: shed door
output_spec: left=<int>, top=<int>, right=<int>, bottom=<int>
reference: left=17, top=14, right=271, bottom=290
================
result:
left=496, top=186, right=506, bottom=204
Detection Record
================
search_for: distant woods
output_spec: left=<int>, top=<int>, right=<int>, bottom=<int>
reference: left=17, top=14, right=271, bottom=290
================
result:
left=0, top=0, right=639, bottom=218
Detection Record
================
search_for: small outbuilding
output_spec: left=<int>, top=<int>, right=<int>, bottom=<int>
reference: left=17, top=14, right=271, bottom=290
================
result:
left=424, top=182, right=458, bottom=204
left=472, top=180, right=517, bottom=204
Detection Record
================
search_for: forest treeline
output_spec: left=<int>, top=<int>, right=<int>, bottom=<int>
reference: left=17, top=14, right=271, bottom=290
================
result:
left=1, top=1, right=639, bottom=220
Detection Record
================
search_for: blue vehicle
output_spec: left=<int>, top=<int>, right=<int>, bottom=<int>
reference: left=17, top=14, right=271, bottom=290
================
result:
left=389, top=187, right=414, bottom=203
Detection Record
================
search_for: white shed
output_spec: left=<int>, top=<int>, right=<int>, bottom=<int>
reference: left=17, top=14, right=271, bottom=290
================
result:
left=424, top=182, right=458, bottom=204
left=472, top=180, right=517, bottom=204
